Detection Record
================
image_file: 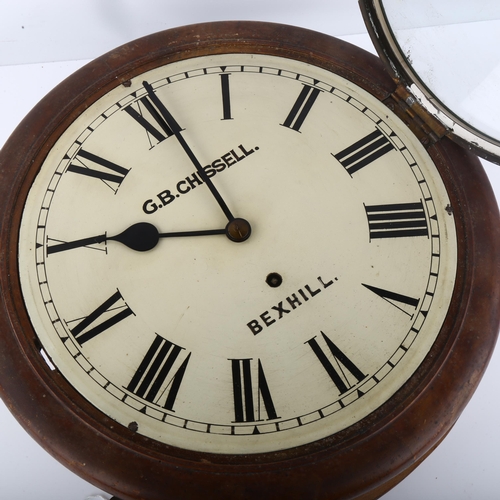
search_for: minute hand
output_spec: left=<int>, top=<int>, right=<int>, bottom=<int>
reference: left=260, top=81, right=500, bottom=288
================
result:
left=143, top=81, right=235, bottom=222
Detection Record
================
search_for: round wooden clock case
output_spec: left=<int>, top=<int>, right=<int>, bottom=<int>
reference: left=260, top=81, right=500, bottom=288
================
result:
left=0, top=21, right=499, bottom=500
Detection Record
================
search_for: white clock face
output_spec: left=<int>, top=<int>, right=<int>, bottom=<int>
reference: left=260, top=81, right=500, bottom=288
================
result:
left=18, top=53, right=457, bottom=454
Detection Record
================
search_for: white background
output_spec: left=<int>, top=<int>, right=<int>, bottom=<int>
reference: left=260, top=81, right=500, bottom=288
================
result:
left=1, top=1, right=500, bottom=499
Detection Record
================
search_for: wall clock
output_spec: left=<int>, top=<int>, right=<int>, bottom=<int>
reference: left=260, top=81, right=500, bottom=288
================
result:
left=0, top=15, right=499, bottom=500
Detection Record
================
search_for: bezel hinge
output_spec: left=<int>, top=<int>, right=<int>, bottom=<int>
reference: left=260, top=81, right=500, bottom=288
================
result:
left=384, top=82, right=449, bottom=147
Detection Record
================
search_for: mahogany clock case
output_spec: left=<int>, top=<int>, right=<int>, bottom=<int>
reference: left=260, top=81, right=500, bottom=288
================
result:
left=0, top=22, right=499, bottom=500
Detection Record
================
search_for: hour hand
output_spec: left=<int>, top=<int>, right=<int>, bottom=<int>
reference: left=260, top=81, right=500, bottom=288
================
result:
left=108, top=222, right=228, bottom=251
left=47, top=220, right=251, bottom=254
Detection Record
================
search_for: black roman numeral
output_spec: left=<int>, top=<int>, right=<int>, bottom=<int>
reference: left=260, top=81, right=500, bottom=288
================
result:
left=365, top=201, right=429, bottom=240
left=306, top=332, right=366, bottom=395
left=127, top=335, right=191, bottom=411
left=282, top=85, right=321, bottom=132
left=230, top=358, right=279, bottom=423
left=220, top=72, right=232, bottom=120
left=66, top=149, right=129, bottom=192
left=46, top=233, right=106, bottom=255
left=362, top=283, right=419, bottom=316
left=124, top=84, right=181, bottom=146
left=69, top=290, right=134, bottom=345
left=333, top=129, right=395, bottom=175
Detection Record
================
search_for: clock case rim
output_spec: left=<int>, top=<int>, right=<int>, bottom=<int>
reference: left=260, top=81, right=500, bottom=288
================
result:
left=0, top=21, right=499, bottom=500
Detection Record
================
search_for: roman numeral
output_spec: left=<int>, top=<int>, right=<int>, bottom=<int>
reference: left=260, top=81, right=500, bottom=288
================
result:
left=66, top=149, right=129, bottom=192
left=230, top=358, right=279, bottom=423
left=220, top=72, right=232, bottom=120
left=365, top=201, right=429, bottom=240
left=124, top=84, right=181, bottom=146
left=282, top=85, right=321, bottom=132
left=362, top=283, right=419, bottom=317
left=46, top=233, right=106, bottom=255
left=333, top=129, right=395, bottom=175
left=69, top=290, right=134, bottom=345
left=127, top=335, right=191, bottom=411
left=306, top=332, right=366, bottom=395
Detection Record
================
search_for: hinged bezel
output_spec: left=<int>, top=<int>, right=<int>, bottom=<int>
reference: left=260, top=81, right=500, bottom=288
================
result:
left=383, top=83, right=448, bottom=147
left=359, top=0, right=500, bottom=164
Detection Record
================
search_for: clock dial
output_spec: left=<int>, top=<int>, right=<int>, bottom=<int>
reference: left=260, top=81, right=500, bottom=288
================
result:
left=18, top=53, right=457, bottom=454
